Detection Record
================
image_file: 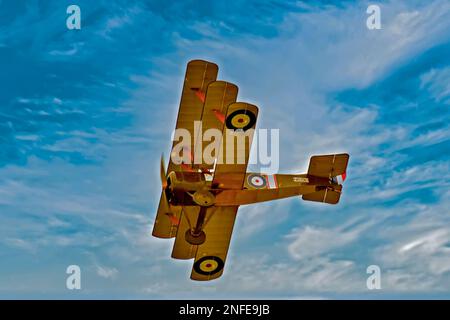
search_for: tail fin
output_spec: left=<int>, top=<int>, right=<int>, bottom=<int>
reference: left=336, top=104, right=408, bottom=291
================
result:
left=302, top=153, right=349, bottom=205
left=306, top=153, right=349, bottom=179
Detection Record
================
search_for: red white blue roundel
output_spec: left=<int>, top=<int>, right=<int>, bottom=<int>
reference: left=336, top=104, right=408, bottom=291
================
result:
left=247, top=174, right=267, bottom=188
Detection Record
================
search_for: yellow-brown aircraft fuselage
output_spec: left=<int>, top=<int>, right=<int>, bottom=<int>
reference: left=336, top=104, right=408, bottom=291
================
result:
left=165, top=171, right=339, bottom=207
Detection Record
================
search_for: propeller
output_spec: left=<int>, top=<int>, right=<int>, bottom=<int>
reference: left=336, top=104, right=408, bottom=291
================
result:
left=160, top=154, right=172, bottom=219
left=160, top=154, right=168, bottom=189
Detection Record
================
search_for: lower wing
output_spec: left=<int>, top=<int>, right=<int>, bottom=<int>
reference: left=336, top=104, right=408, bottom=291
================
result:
left=190, top=206, right=239, bottom=281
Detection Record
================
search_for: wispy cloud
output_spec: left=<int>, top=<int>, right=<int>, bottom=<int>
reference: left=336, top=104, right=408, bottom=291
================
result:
left=96, top=265, right=119, bottom=279
left=420, top=66, right=450, bottom=103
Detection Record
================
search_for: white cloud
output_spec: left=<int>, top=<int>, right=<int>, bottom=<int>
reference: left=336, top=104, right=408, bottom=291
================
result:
left=3, top=238, right=35, bottom=253
left=96, top=265, right=119, bottom=279
left=288, top=226, right=359, bottom=260
left=15, top=134, right=39, bottom=142
left=16, top=96, right=64, bottom=106
left=221, top=255, right=360, bottom=294
left=369, top=192, right=450, bottom=291
left=49, top=47, right=78, bottom=56
left=286, top=215, right=377, bottom=260
left=234, top=200, right=290, bottom=238
left=420, top=66, right=450, bottom=103
left=97, top=6, right=141, bottom=39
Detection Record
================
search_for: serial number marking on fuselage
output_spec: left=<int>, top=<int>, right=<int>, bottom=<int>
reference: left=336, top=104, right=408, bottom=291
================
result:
left=293, top=177, right=309, bottom=183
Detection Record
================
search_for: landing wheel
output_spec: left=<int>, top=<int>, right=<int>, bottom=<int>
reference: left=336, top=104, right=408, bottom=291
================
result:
left=185, top=230, right=206, bottom=245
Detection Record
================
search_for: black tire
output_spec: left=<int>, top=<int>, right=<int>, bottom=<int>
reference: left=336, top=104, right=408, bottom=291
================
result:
left=185, top=230, right=206, bottom=245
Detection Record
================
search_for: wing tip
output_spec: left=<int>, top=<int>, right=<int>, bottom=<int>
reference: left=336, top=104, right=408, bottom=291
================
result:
left=187, top=59, right=219, bottom=69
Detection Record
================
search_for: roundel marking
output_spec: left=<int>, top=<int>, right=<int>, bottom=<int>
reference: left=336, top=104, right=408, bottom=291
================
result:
left=225, top=109, right=256, bottom=131
left=247, top=174, right=267, bottom=189
left=193, top=256, right=225, bottom=276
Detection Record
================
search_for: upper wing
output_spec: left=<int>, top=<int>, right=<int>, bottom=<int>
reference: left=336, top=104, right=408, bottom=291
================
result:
left=190, top=206, right=239, bottom=281
left=153, top=60, right=217, bottom=238
left=167, top=60, right=218, bottom=173
left=211, top=102, right=259, bottom=189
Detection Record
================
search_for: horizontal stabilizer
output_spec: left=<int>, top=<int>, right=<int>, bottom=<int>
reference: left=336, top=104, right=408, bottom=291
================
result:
left=302, top=185, right=342, bottom=204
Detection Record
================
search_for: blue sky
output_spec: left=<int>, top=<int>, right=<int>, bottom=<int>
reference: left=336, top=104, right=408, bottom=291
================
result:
left=0, top=0, right=449, bottom=298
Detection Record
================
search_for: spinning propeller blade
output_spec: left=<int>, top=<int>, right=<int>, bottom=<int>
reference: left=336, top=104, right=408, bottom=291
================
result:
left=160, top=154, right=168, bottom=189
left=160, top=155, right=172, bottom=215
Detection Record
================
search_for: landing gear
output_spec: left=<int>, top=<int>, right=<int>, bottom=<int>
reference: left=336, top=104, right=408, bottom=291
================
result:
left=185, top=229, right=206, bottom=245
left=185, top=190, right=215, bottom=245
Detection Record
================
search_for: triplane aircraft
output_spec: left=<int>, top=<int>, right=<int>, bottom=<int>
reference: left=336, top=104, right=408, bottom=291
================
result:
left=152, top=60, right=349, bottom=281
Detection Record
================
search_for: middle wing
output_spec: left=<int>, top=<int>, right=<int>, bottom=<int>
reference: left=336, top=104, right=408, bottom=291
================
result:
left=193, top=81, right=238, bottom=172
